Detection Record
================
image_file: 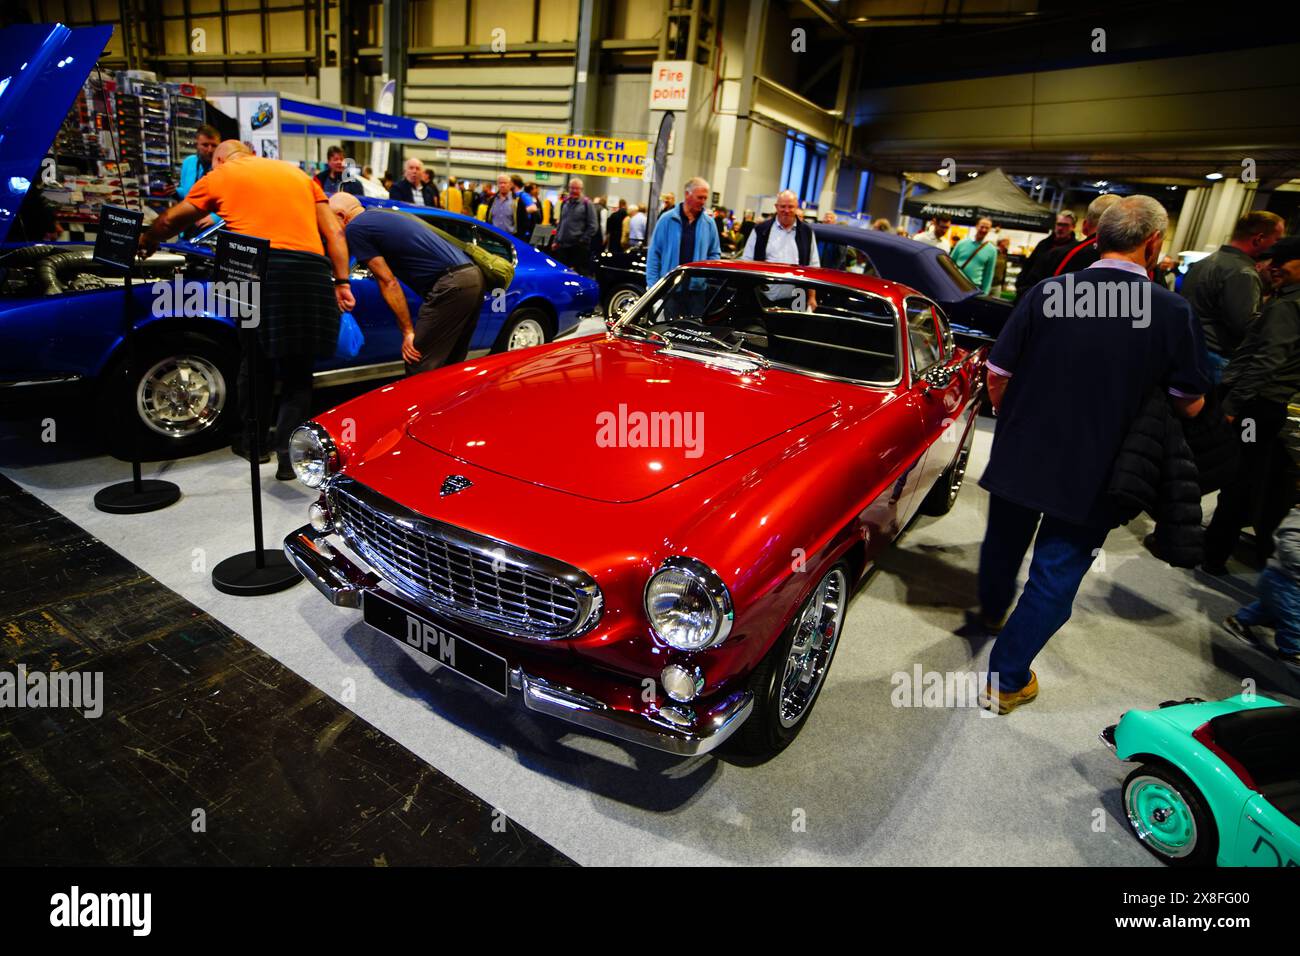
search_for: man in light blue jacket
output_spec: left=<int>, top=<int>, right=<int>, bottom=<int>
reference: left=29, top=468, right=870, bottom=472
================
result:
left=645, top=177, right=721, bottom=287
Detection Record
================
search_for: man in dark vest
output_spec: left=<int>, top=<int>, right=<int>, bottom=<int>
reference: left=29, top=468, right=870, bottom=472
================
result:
left=742, top=190, right=820, bottom=309
left=742, top=190, right=820, bottom=268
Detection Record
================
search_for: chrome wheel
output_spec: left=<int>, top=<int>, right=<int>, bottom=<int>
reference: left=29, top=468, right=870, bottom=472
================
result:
left=135, top=354, right=227, bottom=438
left=1124, top=773, right=1199, bottom=859
left=607, top=288, right=641, bottom=322
left=778, top=567, right=847, bottom=728
left=506, top=317, right=545, bottom=350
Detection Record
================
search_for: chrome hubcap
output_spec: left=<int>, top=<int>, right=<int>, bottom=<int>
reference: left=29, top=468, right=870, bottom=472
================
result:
left=1125, top=775, right=1198, bottom=858
left=778, top=567, right=847, bottom=728
left=609, top=289, right=639, bottom=321
left=507, top=317, right=545, bottom=350
left=136, top=354, right=226, bottom=438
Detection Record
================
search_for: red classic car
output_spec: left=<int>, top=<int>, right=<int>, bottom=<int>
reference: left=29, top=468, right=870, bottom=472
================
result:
left=284, top=260, right=986, bottom=758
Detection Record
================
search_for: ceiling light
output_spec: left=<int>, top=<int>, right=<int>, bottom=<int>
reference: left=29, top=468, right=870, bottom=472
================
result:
left=1206, top=172, right=1224, bottom=180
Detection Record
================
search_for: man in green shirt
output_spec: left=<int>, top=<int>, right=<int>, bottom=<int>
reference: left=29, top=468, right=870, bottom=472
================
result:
left=951, top=217, right=998, bottom=293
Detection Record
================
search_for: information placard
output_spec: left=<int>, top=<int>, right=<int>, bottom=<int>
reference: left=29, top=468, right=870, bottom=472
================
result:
left=92, top=205, right=144, bottom=271
left=214, top=231, right=270, bottom=283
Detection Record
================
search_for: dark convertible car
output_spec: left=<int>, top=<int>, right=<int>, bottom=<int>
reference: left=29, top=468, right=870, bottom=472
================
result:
left=597, top=221, right=1012, bottom=348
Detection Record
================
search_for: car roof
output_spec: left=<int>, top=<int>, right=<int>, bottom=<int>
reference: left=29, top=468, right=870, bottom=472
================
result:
left=676, top=258, right=924, bottom=302
left=811, top=221, right=930, bottom=255
left=811, top=220, right=978, bottom=303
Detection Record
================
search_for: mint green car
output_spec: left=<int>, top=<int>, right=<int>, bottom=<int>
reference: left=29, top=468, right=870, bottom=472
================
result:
left=1102, top=694, right=1300, bottom=866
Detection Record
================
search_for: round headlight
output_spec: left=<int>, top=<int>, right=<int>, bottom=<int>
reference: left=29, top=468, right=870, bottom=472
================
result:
left=288, top=423, right=340, bottom=488
left=644, top=556, right=734, bottom=651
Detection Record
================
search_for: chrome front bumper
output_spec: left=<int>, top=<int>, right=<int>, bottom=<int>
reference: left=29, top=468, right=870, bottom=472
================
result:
left=284, top=525, right=751, bottom=757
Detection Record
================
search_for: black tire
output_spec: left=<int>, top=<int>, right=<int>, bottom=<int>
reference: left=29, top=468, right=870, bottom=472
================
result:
left=604, top=284, right=645, bottom=323
left=733, top=561, right=851, bottom=760
left=919, top=414, right=976, bottom=516
left=98, top=331, right=239, bottom=462
left=492, top=306, right=553, bottom=353
left=1122, top=763, right=1219, bottom=866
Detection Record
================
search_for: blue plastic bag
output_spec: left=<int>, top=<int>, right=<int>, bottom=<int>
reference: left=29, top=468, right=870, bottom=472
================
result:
left=335, top=312, right=364, bottom=359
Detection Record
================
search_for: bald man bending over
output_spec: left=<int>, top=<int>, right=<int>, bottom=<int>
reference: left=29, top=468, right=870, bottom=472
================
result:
left=329, top=193, right=484, bottom=374
left=140, top=140, right=352, bottom=478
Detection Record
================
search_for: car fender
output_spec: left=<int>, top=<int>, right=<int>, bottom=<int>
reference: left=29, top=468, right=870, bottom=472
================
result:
left=648, top=387, right=935, bottom=684
left=1114, top=700, right=1267, bottom=865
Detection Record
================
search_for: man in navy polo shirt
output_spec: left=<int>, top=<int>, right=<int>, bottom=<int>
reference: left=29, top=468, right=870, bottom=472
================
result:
left=971, top=195, right=1209, bottom=714
left=329, top=193, right=483, bottom=375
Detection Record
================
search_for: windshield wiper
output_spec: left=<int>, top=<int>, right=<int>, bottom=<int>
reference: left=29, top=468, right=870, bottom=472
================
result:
left=661, top=328, right=769, bottom=366
left=621, top=323, right=669, bottom=346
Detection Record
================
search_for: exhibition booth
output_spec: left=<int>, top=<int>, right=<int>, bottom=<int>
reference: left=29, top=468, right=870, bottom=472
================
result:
left=1, top=10, right=1297, bottom=894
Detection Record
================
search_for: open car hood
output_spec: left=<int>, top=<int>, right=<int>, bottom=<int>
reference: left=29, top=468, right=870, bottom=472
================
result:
left=0, top=23, right=113, bottom=246
left=404, top=337, right=840, bottom=503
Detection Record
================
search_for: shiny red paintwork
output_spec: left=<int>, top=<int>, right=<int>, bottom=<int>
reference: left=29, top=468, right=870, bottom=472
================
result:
left=310, top=261, right=985, bottom=723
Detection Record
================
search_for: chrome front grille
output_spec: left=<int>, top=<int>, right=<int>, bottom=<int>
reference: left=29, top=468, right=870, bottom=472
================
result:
left=327, top=476, right=601, bottom=639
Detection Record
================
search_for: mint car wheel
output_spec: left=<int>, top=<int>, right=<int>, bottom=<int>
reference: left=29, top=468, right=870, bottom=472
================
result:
left=1122, top=764, right=1217, bottom=866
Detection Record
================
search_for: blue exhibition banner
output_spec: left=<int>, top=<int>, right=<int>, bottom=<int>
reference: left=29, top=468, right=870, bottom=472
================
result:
left=365, top=112, right=449, bottom=144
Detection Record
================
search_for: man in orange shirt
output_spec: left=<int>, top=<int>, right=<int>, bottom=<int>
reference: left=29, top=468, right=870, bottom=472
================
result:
left=140, top=140, right=354, bottom=478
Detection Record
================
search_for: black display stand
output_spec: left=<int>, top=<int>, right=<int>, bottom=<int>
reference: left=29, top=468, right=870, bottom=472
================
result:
left=92, top=205, right=182, bottom=514
left=209, top=232, right=300, bottom=596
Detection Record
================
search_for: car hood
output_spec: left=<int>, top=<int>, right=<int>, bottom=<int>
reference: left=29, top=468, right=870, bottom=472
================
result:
left=404, top=337, right=841, bottom=503
left=0, top=24, right=114, bottom=245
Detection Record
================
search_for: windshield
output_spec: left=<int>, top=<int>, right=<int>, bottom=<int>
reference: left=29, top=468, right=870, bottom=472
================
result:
left=620, top=268, right=900, bottom=384
left=935, top=251, right=979, bottom=294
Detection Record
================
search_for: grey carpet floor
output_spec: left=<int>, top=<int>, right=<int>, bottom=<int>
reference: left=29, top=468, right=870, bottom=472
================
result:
left=4, top=419, right=1296, bottom=865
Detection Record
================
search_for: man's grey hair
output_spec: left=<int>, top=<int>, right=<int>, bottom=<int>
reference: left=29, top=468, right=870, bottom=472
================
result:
left=684, top=176, right=710, bottom=196
left=1097, top=195, right=1169, bottom=254
left=569, top=177, right=584, bottom=189
left=1084, top=192, right=1122, bottom=229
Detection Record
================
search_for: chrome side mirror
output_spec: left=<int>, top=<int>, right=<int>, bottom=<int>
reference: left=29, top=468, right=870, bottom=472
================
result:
left=921, top=365, right=954, bottom=393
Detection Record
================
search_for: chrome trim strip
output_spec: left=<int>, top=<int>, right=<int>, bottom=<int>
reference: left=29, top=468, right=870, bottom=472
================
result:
left=0, top=374, right=85, bottom=388
left=312, top=361, right=405, bottom=387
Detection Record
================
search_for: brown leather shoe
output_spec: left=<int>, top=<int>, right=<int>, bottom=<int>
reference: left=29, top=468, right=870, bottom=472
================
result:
left=981, top=670, right=1039, bottom=715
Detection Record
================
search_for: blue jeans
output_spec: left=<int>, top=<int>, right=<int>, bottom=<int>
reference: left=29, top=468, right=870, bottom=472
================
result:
left=1236, top=566, right=1300, bottom=655
left=978, top=494, right=1111, bottom=693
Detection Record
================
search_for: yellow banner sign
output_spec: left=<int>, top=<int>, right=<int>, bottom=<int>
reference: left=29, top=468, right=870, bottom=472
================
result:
left=505, top=131, right=648, bottom=179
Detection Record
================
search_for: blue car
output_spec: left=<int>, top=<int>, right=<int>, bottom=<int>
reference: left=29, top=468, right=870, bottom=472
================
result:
left=0, top=24, right=599, bottom=460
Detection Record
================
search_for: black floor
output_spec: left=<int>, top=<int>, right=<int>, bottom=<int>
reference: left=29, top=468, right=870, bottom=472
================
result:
left=0, top=475, right=571, bottom=866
